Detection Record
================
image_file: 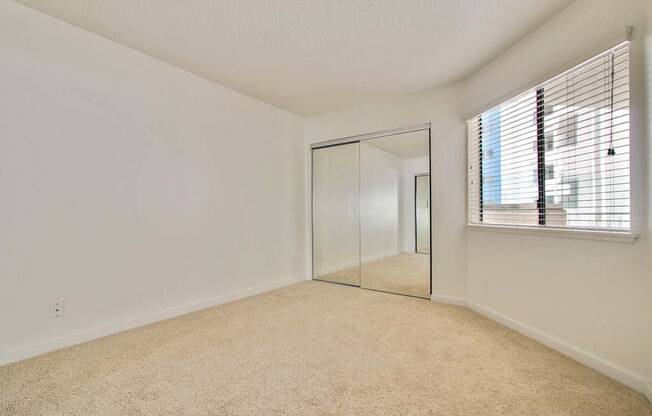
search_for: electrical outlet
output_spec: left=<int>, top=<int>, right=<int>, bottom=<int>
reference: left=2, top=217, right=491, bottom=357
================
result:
left=481, top=280, right=489, bottom=295
left=51, top=300, right=65, bottom=319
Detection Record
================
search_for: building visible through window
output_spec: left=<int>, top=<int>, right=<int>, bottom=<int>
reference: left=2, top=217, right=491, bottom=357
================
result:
left=467, top=42, right=631, bottom=231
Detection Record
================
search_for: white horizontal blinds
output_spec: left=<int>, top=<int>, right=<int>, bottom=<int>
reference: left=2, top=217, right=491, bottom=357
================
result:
left=467, top=42, right=630, bottom=231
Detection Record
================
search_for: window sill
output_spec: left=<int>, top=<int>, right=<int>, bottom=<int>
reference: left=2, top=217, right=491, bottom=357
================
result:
left=467, top=224, right=638, bottom=243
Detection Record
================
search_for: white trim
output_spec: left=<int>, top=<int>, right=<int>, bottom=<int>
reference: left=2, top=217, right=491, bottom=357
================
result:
left=314, top=252, right=402, bottom=276
left=645, top=381, right=652, bottom=404
left=430, top=293, right=468, bottom=306
left=467, top=300, right=649, bottom=395
left=362, top=251, right=401, bottom=263
left=314, top=252, right=401, bottom=277
left=314, top=261, right=360, bottom=276
left=467, top=224, right=638, bottom=243
left=0, top=276, right=305, bottom=366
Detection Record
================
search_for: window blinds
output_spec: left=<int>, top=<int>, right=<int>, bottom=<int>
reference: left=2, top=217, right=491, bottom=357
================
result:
left=467, top=42, right=630, bottom=232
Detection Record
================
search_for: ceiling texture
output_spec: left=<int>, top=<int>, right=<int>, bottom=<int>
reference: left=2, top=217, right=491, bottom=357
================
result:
left=15, top=0, right=573, bottom=116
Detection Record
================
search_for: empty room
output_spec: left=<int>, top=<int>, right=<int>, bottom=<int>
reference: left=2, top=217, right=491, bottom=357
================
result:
left=1, top=0, right=651, bottom=415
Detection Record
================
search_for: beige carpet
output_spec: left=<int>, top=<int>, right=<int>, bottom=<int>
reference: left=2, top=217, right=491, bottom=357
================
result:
left=317, top=253, right=430, bottom=298
left=315, top=263, right=360, bottom=286
left=1, top=281, right=650, bottom=416
left=361, top=253, right=429, bottom=298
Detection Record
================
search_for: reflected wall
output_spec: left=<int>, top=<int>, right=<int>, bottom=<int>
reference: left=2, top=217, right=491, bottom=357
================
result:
left=312, top=143, right=360, bottom=286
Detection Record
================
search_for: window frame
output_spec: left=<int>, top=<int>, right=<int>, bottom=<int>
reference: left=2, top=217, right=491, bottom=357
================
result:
left=466, top=40, right=637, bottom=242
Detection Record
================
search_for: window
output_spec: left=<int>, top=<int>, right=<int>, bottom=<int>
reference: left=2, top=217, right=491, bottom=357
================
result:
left=545, top=133, right=554, bottom=151
left=556, top=113, right=578, bottom=147
left=561, top=177, right=579, bottom=209
left=545, top=164, right=555, bottom=180
left=467, top=42, right=630, bottom=232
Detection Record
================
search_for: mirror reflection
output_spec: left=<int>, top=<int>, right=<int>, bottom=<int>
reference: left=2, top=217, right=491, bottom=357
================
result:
left=360, top=131, right=430, bottom=298
left=416, top=174, right=430, bottom=254
left=312, top=142, right=361, bottom=286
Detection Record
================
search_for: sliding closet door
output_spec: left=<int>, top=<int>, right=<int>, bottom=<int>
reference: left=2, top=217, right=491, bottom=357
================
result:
left=359, top=131, right=430, bottom=298
left=312, top=143, right=360, bottom=286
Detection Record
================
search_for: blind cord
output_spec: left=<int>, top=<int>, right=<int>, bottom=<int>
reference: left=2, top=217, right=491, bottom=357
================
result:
left=607, top=52, right=616, bottom=156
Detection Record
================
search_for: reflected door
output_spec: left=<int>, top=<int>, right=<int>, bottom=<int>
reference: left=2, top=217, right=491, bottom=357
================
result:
left=415, top=175, right=430, bottom=254
left=312, top=143, right=360, bottom=286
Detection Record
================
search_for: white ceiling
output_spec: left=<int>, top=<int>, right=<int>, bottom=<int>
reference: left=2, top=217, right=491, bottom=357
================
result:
left=16, top=0, right=573, bottom=116
left=366, top=130, right=429, bottom=160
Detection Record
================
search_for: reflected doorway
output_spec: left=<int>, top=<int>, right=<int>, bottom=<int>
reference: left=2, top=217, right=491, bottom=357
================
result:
left=415, top=174, right=430, bottom=254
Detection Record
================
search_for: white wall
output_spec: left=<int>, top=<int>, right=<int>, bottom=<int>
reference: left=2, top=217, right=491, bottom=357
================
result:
left=360, top=143, right=402, bottom=261
left=305, top=0, right=651, bottom=395
left=312, top=143, right=360, bottom=275
left=463, top=0, right=652, bottom=394
left=647, top=3, right=652, bottom=399
left=0, top=1, right=306, bottom=364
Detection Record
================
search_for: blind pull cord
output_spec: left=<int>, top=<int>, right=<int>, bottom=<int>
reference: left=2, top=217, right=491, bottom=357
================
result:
left=607, top=52, right=616, bottom=156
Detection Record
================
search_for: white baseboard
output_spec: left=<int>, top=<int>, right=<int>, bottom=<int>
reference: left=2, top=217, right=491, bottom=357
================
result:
left=430, top=293, right=467, bottom=306
left=3, top=277, right=649, bottom=402
left=315, top=261, right=359, bottom=276
left=467, top=301, right=649, bottom=396
left=361, top=251, right=401, bottom=263
left=0, top=276, right=305, bottom=367
left=315, top=251, right=400, bottom=276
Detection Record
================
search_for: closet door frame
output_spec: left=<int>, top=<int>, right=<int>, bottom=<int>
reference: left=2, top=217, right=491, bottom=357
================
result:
left=310, top=123, right=432, bottom=298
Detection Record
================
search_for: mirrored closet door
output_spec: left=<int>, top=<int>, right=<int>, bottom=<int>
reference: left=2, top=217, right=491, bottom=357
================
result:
left=312, top=127, right=430, bottom=298
left=359, top=131, right=430, bottom=298
left=312, top=142, right=361, bottom=286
